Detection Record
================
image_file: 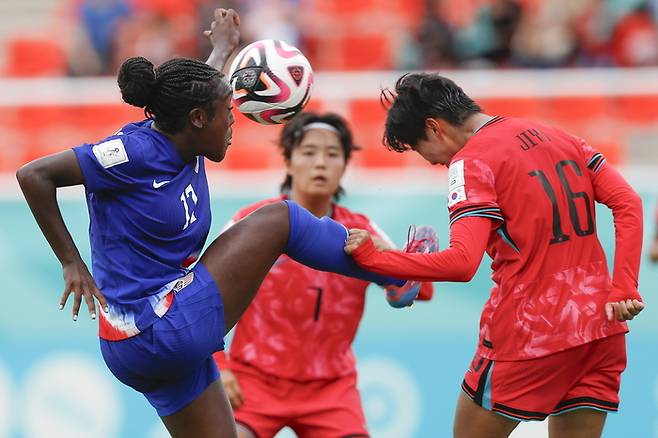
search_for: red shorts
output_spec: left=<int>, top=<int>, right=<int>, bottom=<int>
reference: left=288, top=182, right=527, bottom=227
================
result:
left=230, top=362, right=369, bottom=438
left=461, top=334, right=627, bottom=421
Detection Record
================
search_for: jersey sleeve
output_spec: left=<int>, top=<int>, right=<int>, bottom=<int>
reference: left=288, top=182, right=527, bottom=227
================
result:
left=574, top=136, right=607, bottom=174
left=447, top=158, right=503, bottom=227
left=73, top=136, right=146, bottom=193
left=366, top=219, right=397, bottom=249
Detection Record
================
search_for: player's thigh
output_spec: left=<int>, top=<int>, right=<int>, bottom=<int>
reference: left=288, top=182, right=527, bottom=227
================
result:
left=548, top=409, right=607, bottom=438
left=199, top=202, right=289, bottom=333
left=454, top=392, right=519, bottom=438
left=161, top=379, right=237, bottom=438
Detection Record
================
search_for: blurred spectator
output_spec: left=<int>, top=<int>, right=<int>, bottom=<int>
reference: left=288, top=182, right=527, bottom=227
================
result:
left=610, top=2, right=658, bottom=66
left=239, top=0, right=300, bottom=46
left=509, top=0, right=588, bottom=68
left=34, top=0, right=658, bottom=75
left=414, top=0, right=456, bottom=68
left=67, top=0, right=132, bottom=76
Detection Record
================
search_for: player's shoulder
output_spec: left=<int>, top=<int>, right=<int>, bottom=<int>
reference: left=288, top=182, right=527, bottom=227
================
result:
left=234, top=196, right=286, bottom=220
left=89, top=120, right=153, bottom=161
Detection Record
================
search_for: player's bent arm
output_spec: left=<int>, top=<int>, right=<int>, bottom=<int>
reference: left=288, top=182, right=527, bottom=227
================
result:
left=17, top=150, right=106, bottom=319
left=591, top=165, right=643, bottom=301
left=349, top=217, right=491, bottom=282
left=16, top=150, right=86, bottom=266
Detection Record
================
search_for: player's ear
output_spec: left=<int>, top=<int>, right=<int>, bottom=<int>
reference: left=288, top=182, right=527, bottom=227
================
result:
left=189, top=108, right=207, bottom=129
left=425, top=117, right=442, bottom=139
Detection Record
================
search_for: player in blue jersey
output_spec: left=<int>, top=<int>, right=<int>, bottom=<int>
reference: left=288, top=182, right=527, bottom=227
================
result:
left=15, top=9, right=418, bottom=438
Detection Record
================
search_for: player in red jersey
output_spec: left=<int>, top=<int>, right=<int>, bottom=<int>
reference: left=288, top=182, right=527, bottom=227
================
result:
left=344, top=73, right=644, bottom=438
left=213, top=112, right=435, bottom=438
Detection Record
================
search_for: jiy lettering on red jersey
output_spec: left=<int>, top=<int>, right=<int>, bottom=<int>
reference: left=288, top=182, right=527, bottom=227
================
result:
left=516, top=128, right=551, bottom=151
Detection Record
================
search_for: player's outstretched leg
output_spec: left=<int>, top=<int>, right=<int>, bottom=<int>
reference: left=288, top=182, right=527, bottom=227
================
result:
left=160, top=201, right=404, bottom=438
left=200, top=200, right=403, bottom=333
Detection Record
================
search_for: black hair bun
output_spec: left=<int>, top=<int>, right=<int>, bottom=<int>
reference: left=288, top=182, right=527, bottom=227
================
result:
left=117, top=57, right=157, bottom=108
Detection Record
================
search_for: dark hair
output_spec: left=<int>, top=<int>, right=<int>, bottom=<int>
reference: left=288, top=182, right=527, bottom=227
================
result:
left=117, top=56, right=231, bottom=134
left=381, top=73, right=481, bottom=152
left=279, top=112, right=359, bottom=201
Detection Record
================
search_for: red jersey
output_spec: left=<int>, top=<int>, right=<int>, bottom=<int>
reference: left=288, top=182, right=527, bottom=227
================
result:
left=215, top=197, right=432, bottom=380
left=449, top=116, right=631, bottom=360
left=351, top=117, right=642, bottom=361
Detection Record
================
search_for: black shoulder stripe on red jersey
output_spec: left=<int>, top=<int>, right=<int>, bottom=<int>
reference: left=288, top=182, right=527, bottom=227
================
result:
left=450, top=204, right=503, bottom=226
left=587, top=153, right=606, bottom=172
left=474, top=116, right=505, bottom=133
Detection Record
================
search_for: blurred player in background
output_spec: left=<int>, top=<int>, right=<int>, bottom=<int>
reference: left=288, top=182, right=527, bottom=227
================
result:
left=14, top=10, right=415, bottom=438
left=344, top=73, right=644, bottom=438
left=214, top=112, right=435, bottom=438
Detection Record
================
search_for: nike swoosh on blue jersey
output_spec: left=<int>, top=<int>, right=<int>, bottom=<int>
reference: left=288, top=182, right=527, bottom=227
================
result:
left=152, top=180, right=170, bottom=188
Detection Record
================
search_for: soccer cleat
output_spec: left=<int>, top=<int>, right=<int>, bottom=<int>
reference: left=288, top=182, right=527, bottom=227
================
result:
left=385, top=225, right=439, bottom=308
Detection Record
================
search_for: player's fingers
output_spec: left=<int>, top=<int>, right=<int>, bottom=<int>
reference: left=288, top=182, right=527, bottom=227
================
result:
left=71, top=290, right=82, bottom=321
left=605, top=303, right=614, bottom=321
left=229, top=9, right=240, bottom=25
left=83, top=291, right=96, bottom=320
left=227, top=383, right=242, bottom=409
left=214, top=8, right=227, bottom=20
left=59, top=285, right=73, bottom=310
left=631, top=299, right=645, bottom=314
left=93, top=287, right=109, bottom=313
left=616, top=301, right=632, bottom=321
left=232, top=381, right=244, bottom=408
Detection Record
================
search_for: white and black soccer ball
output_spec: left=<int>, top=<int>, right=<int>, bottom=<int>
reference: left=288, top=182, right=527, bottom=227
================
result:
left=228, top=39, right=314, bottom=125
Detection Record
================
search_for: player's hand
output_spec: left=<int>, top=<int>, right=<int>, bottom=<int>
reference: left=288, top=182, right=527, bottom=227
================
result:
left=345, top=229, right=373, bottom=254
left=372, top=235, right=393, bottom=251
left=220, top=369, right=244, bottom=409
left=61, top=259, right=108, bottom=321
left=204, top=8, right=240, bottom=55
left=649, top=239, right=658, bottom=262
left=605, top=299, right=644, bottom=322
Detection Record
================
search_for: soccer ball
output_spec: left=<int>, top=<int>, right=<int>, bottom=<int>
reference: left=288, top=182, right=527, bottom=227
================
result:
left=228, top=39, right=314, bottom=125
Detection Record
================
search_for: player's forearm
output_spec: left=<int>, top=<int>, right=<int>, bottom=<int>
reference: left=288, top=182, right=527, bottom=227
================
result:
left=593, top=166, right=643, bottom=293
left=16, top=163, right=83, bottom=266
left=206, top=48, right=233, bottom=72
left=352, top=217, right=490, bottom=282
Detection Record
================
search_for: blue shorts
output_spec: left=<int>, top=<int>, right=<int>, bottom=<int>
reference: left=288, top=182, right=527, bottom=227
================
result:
left=100, top=262, right=225, bottom=417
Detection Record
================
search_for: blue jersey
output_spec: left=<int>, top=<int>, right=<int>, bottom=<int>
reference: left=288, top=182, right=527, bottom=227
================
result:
left=73, top=120, right=211, bottom=340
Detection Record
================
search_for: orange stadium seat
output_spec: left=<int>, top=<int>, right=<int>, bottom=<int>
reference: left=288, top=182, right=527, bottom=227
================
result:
left=349, top=99, right=401, bottom=167
left=547, top=96, right=611, bottom=123
left=341, top=34, right=392, bottom=70
left=5, top=37, right=67, bottom=77
left=478, top=97, right=541, bottom=119
left=616, top=95, right=658, bottom=124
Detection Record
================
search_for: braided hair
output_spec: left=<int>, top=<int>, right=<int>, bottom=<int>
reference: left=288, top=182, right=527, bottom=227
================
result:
left=117, top=57, right=231, bottom=134
left=279, top=112, right=359, bottom=201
